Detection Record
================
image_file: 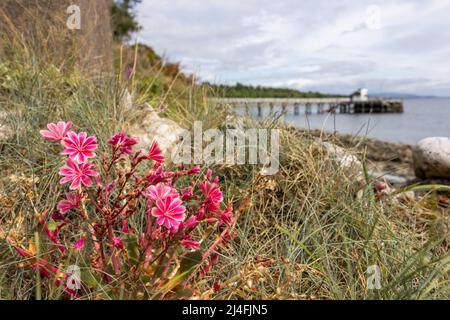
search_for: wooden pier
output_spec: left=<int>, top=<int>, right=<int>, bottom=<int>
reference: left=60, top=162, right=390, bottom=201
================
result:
left=215, top=97, right=404, bottom=115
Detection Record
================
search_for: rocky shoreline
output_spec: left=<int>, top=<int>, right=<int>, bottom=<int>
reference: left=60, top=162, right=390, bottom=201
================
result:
left=305, top=129, right=450, bottom=187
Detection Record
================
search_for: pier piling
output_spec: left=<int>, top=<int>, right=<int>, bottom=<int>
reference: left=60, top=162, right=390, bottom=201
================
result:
left=294, top=103, right=299, bottom=115
left=217, top=98, right=403, bottom=115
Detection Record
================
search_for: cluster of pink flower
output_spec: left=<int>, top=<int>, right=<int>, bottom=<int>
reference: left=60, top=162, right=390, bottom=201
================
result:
left=41, top=121, right=98, bottom=189
left=10, top=121, right=238, bottom=298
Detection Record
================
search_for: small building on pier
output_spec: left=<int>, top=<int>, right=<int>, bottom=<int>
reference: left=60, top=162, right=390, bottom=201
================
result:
left=350, top=88, right=369, bottom=102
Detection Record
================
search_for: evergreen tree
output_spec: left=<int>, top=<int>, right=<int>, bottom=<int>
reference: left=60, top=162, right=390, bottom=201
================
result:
left=112, top=0, right=142, bottom=41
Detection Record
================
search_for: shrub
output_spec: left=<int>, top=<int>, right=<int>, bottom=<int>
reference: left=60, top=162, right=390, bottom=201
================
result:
left=6, top=121, right=238, bottom=299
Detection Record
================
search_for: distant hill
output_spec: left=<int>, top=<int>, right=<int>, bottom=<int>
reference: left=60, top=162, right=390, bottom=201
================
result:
left=205, top=83, right=341, bottom=99
left=370, top=92, right=442, bottom=99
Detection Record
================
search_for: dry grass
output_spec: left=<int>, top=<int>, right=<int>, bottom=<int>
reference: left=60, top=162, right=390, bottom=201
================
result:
left=197, top=127, right=449, bottom=299
left=0, top=6, right=449, bottom=300
left=0, top=0, right=113, bottom=75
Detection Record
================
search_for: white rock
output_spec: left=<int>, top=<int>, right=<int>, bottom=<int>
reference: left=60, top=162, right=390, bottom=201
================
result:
left=317, top=140, right=362, bottom=172
left=396, top=190, right=416, bottom=203
left=128, top=103, right=186, bottom=158
left=368, top=170, right=409, bottom=186
left=413, top=137, right=450, bottom=179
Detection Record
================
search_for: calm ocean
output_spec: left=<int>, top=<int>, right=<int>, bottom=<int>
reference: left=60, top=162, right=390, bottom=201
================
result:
left=239, top=98, right=450, bottom=145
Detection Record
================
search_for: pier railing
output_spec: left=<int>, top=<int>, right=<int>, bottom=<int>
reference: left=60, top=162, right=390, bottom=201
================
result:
left=213, top=97, right=404, bottom=114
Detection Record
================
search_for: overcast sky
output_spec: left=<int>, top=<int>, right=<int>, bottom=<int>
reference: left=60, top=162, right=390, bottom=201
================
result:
left=136, top=0, right=450, bottom=96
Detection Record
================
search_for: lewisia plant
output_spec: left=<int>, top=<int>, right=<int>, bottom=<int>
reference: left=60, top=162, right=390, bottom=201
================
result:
left=8, top=122, right=239, bottom=299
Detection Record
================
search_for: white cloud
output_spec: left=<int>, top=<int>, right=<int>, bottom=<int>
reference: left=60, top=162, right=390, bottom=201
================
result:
left=297, top=65, right=322, bottom=73
left=136, top=0, right=450, bottom=96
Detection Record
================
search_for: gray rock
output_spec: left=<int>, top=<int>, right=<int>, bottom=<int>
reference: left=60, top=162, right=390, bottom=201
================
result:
left=413, top=137, right=450, bottom=179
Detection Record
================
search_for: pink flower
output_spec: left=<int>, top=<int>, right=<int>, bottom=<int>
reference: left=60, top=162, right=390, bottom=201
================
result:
left=106, top=181, right=117, bottom=193
left=108, top=131, right=139, bottom=155
left=57, top=192, right=82, bottom=214
left=59, top=158, right=99, bottom=190
left=144, top=183, right=178, bottom=202
left=181, top=187, right=193, bottom=201
left=181, top=238, right=200, bottom=251
left=147, top=172, right=164, bottom=185
left=187, top=166, right=201, bottom=175
left=200, top=181, right=223, bottom=203
left=62, top=131, right=98, bottom=163
left=200, top=181, right=223, bottom=212
left=197, top=208, right=205, bottom=220
left=213, top=283, right=221, bottom=292
left=40, top=121, right=72, bottom=142
left=206, top=217, right=218, bottom=224
left=74, top=237, right=85, bottom=250
left=113, top=237, right=124, bottom=250
left=152, top=196, right=186, bottom=230
left=205, top=168, right=213, bottom=180
left=219, top=206, right=234, bottom=226
left=51, top=213, right=64, bottom=221
left=183, top=215, right=198, bottom=229
left=147, top=141, right=164, bottom=163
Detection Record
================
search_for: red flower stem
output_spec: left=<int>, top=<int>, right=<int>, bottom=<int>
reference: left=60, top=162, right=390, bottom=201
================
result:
left=202, top=210, right=241, bottom=261
left=160, top=250, right=176, bottom=280
left=146, top=201, right=153, bottom=236
left=103, top=147, right=118, bottom=205
left=86, top=189, right=107, bottom=216
left=150, top=244, right=170, bottom=285
left=115, top=195, right=134, bottom=217
left=110, top=176, right=149, bottom=222
left=8, top=241, right=80, bottom=297
left=79, top=198, right=106, bottom=269
left=113, top=163, right=138, bottom=208
left=107, top=224, right=121, bottom=276
left=111, top=155, right=153, bottom=214
left=143, top=245, right=153, bottom=270
left=97, top=237, right=107, bottom=269
left=145, top=238, right=173, bottom=270
left=38, top=212, right=67, bottom=254
left=143, top=202, right=157, bottom=269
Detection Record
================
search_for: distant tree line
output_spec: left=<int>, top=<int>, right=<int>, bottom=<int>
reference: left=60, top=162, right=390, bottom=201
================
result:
left=205, top=82, right=339, bottom=98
